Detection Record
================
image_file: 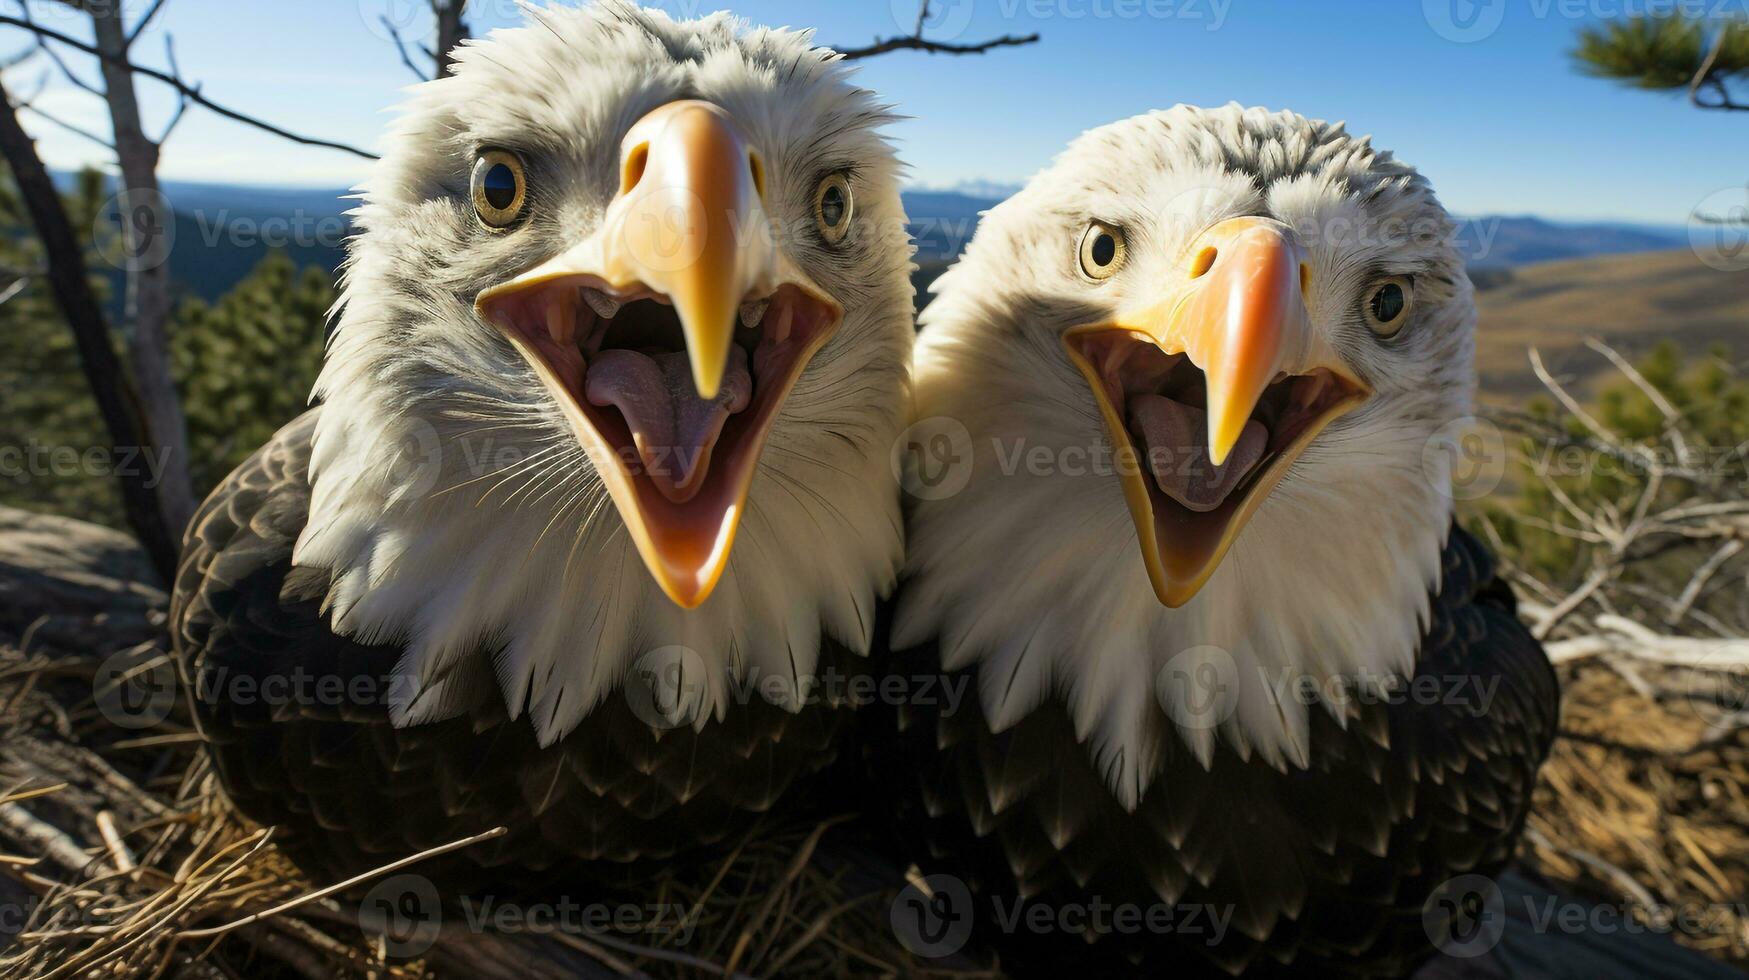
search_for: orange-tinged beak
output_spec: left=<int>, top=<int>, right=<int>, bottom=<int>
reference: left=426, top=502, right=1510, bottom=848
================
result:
left=1063, top=217, right=1371, bottom=607
left=475, top=100, right=841, bottom=608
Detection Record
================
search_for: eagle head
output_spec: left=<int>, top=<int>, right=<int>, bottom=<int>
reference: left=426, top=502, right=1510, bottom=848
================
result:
left=895, top=104, right=1476, bottom=791
left=295, top=2, right=912, bottom=740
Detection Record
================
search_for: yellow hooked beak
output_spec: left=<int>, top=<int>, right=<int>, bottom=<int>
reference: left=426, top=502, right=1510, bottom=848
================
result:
left=475, top=100, right=841, bottom=608
left=1063, top=217, right=1371, bottom=607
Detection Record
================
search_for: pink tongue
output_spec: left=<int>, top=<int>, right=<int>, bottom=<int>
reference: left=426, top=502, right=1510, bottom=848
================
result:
left=584, top=346, right=752, bottom=502
left=1128, top=395, right=1268, bottom=513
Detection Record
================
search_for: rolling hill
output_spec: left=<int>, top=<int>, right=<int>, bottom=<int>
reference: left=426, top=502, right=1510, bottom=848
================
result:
left=1473, top=249, right=1749, bottom=401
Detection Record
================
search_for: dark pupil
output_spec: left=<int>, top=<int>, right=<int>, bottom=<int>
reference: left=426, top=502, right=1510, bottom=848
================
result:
left=482, top=163, right=518, bottom=211
left=820, top=185, right=846, bottom=227
left=1090, top=233, right=1117, bottom=267
left=1371, top=283, right=1405, bottom=323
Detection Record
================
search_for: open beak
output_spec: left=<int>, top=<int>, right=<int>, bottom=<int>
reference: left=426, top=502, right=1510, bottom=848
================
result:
left=1063, top=217, right=1371, bottom=607
left=476, top=100, right=842, bottom=608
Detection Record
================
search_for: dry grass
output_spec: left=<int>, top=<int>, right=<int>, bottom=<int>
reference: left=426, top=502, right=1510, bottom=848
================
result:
left=1473, top=249, right=1749, bottom=403
left=1524, top=658, right=1749, bottom=966
left=5, top=631, right=1748, bottom=977
left=0, top=640, right=998, bottom=979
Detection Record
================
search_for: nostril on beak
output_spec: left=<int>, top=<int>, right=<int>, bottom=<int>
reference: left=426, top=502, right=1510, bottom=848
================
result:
left=748, top=151, right=766, bottom=199
left=1190, top=246, right=1218, bottom=279
left=621, top=143, right=650, bottom=194
left=1299, top=262, right=1311, bottom=297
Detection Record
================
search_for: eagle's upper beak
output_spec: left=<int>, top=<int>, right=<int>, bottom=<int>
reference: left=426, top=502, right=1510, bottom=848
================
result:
left=1063, top=217, right=1371, bottom=607
left=476, top=100, right=841, bottom=608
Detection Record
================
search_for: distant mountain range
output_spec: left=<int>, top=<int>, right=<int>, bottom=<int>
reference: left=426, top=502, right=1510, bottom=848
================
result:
left=71, top=177, right=1690, bottom=302
left=1455, top=215, right=1686, bottom=268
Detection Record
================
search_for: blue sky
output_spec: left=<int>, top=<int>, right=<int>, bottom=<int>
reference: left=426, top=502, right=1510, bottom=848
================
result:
left=6, top=0, right=1746, bottom=223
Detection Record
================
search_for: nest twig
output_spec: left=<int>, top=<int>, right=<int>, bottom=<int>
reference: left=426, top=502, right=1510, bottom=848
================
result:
left=1482, top=339, right=1749, bottom=965
left=0, top=639, right=994, bottom=978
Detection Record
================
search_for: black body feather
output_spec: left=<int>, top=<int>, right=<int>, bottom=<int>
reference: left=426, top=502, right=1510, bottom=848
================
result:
left=874, top=527, right=1560, bottom=977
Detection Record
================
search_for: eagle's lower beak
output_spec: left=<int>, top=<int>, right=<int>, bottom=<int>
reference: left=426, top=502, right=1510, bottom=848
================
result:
left=476, top=100, right=841, bottom=608
left=1063, top=217, right=1370, bottom=607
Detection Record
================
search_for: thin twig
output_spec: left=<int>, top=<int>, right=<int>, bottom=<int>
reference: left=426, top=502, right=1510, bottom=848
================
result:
left=127, top=0, right=172, bottom=46
left=0, top=14, right=378, bottom=159
left=838, top=0, right=1040, bottom=60
left=381, top=15, right=431, bottom=81
left=177, top=826, right=508, bottom=939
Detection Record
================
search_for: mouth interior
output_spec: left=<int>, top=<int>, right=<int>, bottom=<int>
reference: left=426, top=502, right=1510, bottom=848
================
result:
left=1069, top=331, right=1367, bottom=571
left=481, top=279, right=835, bottom=531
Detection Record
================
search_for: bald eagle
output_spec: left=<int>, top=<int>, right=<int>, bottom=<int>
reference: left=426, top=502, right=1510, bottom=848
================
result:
left=171, top=2, right=913, bottom=879
left=881, top=105, right=1559, bottom=976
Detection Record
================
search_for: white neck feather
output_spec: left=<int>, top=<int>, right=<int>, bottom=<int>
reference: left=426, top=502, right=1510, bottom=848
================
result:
left=295, top=336, right=908, bottom=746
left=892, top=323, right=1463, bottom=808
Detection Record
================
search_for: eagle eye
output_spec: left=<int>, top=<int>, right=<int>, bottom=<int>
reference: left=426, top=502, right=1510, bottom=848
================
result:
left=813, top=174, right=854, bottom=244
left=1079, top=222, right=1126, bottom=280
left=1363, top=276, right=1414, bottom=337
left=472, top=150, right=527, bottom=229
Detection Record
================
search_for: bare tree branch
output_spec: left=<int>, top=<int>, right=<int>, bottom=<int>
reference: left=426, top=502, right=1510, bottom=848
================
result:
left=154, top=34, right=190, bottom=144
left=838, top=30, right=1040, bottom=60
left=0, top=14, right=379, bottom=159
left=126, top=0, right=170, bottom=46
left=431, top=0, right=468, bottom=79
left=1583, top=336, right=1696, bottom=469
left=86, top=3, right=195, bottom=538
left=381, top=15, right=428, bottom=81
left=1493, top=341, right=1749, bottom=666
left=17, top=101, right=112, bottom=148
left=838, top=0, right=1039, bottom=61
left=22, top=4, right=102, bottom=98
left=4, top=60, right=110, bottom=147
left=0, top=75, right=181, bottom=582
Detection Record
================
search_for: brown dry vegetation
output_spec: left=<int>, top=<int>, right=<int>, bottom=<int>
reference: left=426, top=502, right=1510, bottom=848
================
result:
left=1475, top=249, right=1749, bottom=403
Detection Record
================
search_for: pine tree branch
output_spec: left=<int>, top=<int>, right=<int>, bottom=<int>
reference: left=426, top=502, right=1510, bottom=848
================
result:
left=1689, top=26, right=1749, bottom=112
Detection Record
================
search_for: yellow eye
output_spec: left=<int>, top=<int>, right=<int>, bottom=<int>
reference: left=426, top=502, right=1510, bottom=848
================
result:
left=1363, top=276, right=1414, bottom=337
left=1079, top=222, right=1126, bottom=280
left=813, top=174, right=854, bottom=244
left=471, top=149, right=527, bottom=229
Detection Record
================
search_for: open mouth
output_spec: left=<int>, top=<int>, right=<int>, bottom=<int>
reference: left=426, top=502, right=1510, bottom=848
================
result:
left=1064, top=329, right=1369, bottom=603
left=479, top=277, right=839, bottom=602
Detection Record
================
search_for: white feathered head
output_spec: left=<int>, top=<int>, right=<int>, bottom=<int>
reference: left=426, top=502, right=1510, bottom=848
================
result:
left=895, top=104, right=1475, bottom=804
left=296, top=2, right=913, bottom=742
